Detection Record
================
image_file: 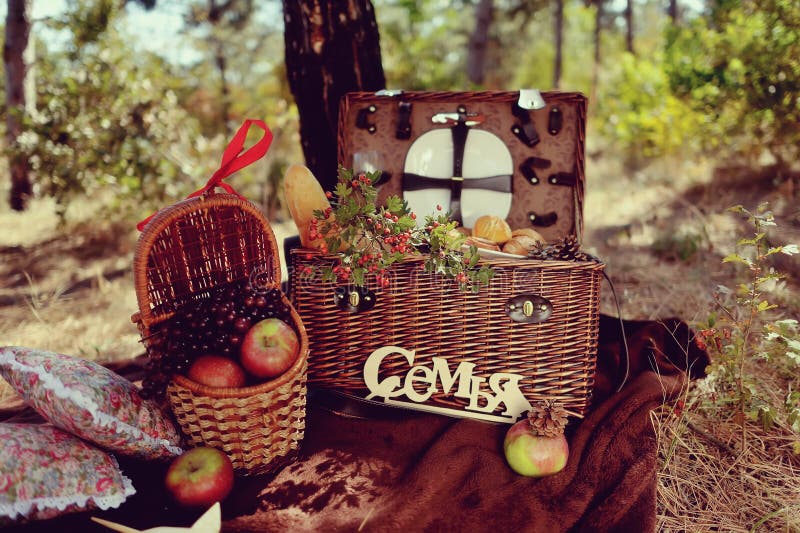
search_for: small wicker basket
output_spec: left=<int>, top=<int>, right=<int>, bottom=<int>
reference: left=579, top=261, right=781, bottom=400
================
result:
left=132, top=192, right=307, bottom=475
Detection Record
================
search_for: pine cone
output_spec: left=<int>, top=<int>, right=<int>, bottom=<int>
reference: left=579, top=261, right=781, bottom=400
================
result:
left=527, top=235, right=595, bottom=262
left=527, top=400, right=569, bottom=437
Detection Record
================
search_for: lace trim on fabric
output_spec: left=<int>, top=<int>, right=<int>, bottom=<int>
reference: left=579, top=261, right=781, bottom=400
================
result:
left=0, top=349, right=183, bottom=456
left=0, top=464, right=135, bottom=520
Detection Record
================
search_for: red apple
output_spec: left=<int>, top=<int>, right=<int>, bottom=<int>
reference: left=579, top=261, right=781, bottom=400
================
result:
left=164, top=447, right=234, bottom=508
left=187, top=355, right=247, bottom=388
left=239, top=318, right=299, bottom=379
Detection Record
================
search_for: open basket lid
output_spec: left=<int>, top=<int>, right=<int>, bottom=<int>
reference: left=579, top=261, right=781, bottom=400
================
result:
left=337, top=90, right=587, bottom=243
left=132, top=192, right=282, bottom=329
left=131, top=119, right=278, bottom=329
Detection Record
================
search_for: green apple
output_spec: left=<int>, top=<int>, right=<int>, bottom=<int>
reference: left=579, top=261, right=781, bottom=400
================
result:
left=503, top=419, right=569, bottom=477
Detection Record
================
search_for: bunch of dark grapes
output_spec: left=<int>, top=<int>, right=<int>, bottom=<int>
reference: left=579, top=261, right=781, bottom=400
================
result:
left=140, top=280, right=293, bottom=399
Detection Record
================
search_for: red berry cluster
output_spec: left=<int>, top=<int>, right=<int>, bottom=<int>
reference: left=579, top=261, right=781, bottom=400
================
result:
left=306, top=167, right=493, bottom=292
left=694, top=327, right=730, bottom=351
left=308, top=217, right=334, bottom=254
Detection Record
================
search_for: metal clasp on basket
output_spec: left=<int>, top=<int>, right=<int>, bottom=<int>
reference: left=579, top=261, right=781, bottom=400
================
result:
left=334, top=286, right=377, bottom=313
left=505, top=294, right=553, bottom=323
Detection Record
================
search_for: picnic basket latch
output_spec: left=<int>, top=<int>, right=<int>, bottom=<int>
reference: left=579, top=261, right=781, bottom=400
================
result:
left=334, top=286, right=377, bottom=313
left=505, top=294, right=553, bottom=323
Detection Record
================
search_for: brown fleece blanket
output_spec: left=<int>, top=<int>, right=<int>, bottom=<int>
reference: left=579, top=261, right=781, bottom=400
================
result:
left=2, top=315, right=708, bottom=532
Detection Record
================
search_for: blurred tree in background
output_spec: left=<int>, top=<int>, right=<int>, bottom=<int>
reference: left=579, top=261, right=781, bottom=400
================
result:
left=4, top=0, right=32, bottom=211
left=0, top=0, right=797, bottom=216
left=665, top=0, right=799, bottom=169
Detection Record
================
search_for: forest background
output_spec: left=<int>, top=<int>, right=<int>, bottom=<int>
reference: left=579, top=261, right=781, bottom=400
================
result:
left=0, top=0, right=799, bottom=530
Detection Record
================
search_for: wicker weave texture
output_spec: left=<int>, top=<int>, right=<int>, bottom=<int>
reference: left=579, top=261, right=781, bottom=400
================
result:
left=167, top=359, right=307, bottom=475
left=133, top=194, right=281, bottom=326
left=132, top=192, right=308, bottom=475
left=291, top=251, right=603, bottom=416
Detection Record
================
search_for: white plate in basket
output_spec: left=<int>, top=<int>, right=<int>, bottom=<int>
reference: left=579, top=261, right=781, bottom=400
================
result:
left=462, top=245, right=527, bottom=261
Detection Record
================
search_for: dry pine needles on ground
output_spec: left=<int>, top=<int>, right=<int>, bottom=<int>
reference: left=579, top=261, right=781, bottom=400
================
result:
left=654, top=408, right=800, bottom=532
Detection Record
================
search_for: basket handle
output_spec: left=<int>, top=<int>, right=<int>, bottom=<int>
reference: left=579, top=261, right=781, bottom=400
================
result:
left=136, top=119, right=273, bottom=231
left=602, top=270, right=630, bottom=393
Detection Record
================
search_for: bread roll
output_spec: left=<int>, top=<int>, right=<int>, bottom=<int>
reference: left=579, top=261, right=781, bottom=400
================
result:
left=472, top=215, right=512, bottom=244
left=502, top=236, right=540, bottom=256
left=283, top=164, right=331, bottom=249
left=511, top=228, right=545, bottom=243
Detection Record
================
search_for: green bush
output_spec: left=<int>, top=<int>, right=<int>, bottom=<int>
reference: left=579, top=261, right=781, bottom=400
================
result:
left=597, top=52, right=705, bottom=165
left=18, top=27, right=210, bottom=217
left=664, top=0, right=800, bottom=165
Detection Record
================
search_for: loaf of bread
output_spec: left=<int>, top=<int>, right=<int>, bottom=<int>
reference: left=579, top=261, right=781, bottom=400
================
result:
left=511, top=228, right=545, bottom=243
left=283, top=164, right=332, bottom=249
left=502, top=235, right=541, bottom=256
left=472, top=215, right=512, bottom=244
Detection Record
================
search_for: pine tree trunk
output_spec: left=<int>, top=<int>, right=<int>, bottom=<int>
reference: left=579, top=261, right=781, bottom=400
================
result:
left=283, top=0, right=386, bottom=193
left=214, top=38, right=231, bottom=134
left=553, top=0, right=564, bottom=88
left=4, top=0, right=32, bottom=211
left=467, top=0, right=493, bottom=86
left=624, top=0, right=634, bottom=54
left=668, top=0, right=679, bottom=23
left=591, top=0, right=604, bottom=106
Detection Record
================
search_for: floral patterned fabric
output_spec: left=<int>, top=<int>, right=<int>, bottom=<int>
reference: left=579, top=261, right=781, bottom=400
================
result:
left=0, top=347, right=183, bottom=460
left=0, top=423, right=135, bottom=525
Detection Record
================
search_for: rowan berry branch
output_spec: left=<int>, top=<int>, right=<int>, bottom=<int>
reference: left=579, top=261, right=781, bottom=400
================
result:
left=309, top=167, right=493, bottom=290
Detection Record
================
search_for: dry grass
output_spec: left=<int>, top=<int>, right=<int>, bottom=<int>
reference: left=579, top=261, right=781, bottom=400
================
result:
left=654, top=409, right=800, bottom=532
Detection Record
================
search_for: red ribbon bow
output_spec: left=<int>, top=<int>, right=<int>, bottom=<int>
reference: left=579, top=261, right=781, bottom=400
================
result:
left=136, top=119, right=273, bottom=231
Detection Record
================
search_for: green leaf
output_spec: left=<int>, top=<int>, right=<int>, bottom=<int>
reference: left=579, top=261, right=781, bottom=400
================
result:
left=781, top=244, right=799, bottom=256
left=757, top=405, right=777, bottom=432
left=352, top=268, right=365, bottom=287
left=722, top=253, right=751, bottom=266
left=787, top=392, right=800, bottom=409
left=788, top=409, right=800, bottom=433
left=385, top=196, right=406, bottom=214
left=756, top=300, right=776, bottom=312
left=786, top=339, right=800, bottom=351
left=737, top=233, right=765, bottom=245
left=334, top=183, right=350, bottom=200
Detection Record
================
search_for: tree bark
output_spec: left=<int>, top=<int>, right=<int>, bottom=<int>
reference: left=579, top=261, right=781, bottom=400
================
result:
left=668, top=0, right=679, bottom=23
left=283, top=0, right=386, bottom=192
left=624, top=0, right=634, bottom=54
left=4, top=0, right=32, bottom=211
left=213, top=38, right=231, bottom=134
left=591, top=0, right=604, bottom=106
left=467, top=0, right=493, bottom=86
left=553, top=0, right=564, bottom=88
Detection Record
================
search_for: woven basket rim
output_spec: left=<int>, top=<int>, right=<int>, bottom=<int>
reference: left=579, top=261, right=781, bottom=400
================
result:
left=133, top=192, right=281, bottom=328
left=291, top=247, right=605, bottom=271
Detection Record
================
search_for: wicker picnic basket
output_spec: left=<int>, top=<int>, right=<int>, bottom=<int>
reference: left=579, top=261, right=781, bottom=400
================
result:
left=132, top=192, right=308, bottom=475
left=291, top=251, right=603, bottom=421
left=288, top=90, right=602, bottom=423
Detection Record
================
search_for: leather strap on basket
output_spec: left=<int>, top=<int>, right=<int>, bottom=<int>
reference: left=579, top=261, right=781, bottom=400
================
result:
left=136, top=119, right=273, bottom=231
